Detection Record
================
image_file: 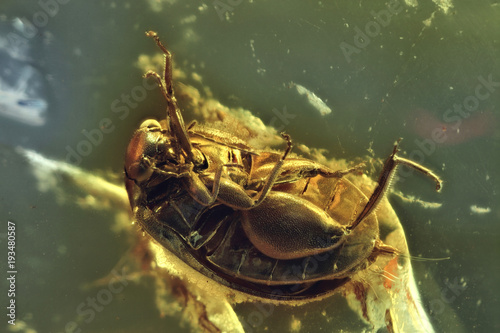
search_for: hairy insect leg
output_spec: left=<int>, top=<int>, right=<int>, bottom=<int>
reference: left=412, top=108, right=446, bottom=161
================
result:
left=185, top=134, right=291, bottom=249
left=347, top=139, right=442, bottom=232
left=183, top=164, right=223, bottom=207
left=250, top=158, right=364, bottom=189
left=213, top=133, right=293, bottom=210
left=284, top=161, right=364, bottom=182
left=145, top=31, right=173, bottom=95
left=392, top=157, right=442, bottom=191
left=144, top=31, right=200, bottom=166
left=243, top=133, right=293, bottom=208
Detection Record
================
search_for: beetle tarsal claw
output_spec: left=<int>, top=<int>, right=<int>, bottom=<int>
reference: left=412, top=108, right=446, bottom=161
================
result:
left=279, top=132, right=293, bottom=158
left=145, top=30, right=170, bottom=55
left=143, top=70, right=160, bottom=80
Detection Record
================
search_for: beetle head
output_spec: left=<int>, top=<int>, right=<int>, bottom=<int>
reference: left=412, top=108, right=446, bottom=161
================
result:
left=125, top=118, right=185, bottom=184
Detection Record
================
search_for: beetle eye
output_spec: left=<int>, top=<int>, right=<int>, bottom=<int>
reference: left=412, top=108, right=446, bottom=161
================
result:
left=140, top=119, right=161, bottom=129
left=128, top=157, right=154, bottom=182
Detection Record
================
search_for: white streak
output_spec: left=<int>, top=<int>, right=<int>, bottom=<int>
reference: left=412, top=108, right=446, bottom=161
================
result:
left=17, top=147, right=129, bottom=210
left=291, top=82, right=332, bottom=116
left=470, top=205, right=491, bottom=215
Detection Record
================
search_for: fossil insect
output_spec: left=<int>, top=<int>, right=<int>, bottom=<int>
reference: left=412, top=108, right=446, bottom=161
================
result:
left=124, top=31, right=442, bottom=300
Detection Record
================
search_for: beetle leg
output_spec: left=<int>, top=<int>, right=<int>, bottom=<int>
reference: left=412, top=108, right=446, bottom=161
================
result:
left=151, top=167, right=191, bottom=179
left=221, top=163, right=245, bottom=170
left=144, top=31, right=202, bottom=167
left=347, top=139, right=442, bottom=232
left=203, top=133, right=293, bottom=210
left=240, top=133, right=293, bottom=208
left=144, top=31, right=173, bottom=99
left=281, top=161, right=364, bottom=183
left=250, top=160, right=364, bottom=188
left=183, top=164, right=223, bottom=207
left=186, top=120, right=197, bottom=130
left=145, top=159, right=193, bottom=180
left=184, top=159, right=252, bottom=209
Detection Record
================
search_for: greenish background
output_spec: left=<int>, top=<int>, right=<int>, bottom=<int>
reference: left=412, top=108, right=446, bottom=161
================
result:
left=0, top=0, right=498, bottom=332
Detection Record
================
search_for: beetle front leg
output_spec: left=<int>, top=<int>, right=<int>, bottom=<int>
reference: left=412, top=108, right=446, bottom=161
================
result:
left=144, top=31, right=201, bottom=167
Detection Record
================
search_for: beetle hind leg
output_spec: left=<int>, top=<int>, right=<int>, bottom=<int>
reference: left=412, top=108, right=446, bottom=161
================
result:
left=347, top=139, right=442, bottom=231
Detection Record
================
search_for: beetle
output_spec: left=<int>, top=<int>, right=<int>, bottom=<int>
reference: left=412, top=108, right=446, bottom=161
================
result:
left=124, top=31, right=443, bottom=300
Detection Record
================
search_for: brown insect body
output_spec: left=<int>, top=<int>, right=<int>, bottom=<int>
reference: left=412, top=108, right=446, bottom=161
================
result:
left=125, top=31, right=442, bottom=300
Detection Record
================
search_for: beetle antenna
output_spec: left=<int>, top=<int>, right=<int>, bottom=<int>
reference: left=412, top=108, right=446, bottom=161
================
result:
left=398, top=253, right=451, bottom=262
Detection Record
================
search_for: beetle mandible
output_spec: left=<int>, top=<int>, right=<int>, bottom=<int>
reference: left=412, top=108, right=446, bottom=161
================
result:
left=124, top=31, right=443, bottom=300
